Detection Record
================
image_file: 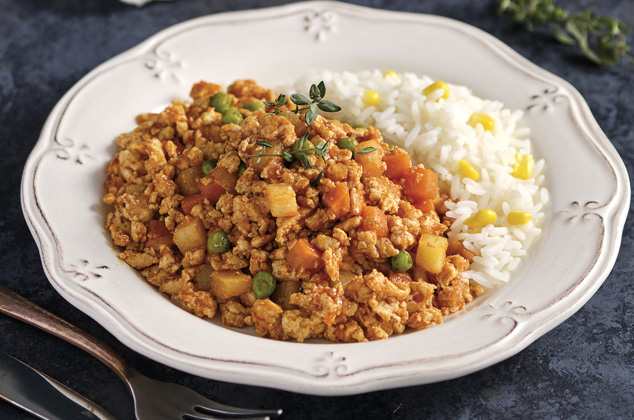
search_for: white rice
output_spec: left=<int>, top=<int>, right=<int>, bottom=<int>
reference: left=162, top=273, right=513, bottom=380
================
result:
left=289, top=70, right=548, bottom=289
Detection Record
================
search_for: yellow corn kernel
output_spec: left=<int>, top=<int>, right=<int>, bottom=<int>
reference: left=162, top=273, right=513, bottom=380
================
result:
left=362, top=89, right=380, bottom=106
left=422, top=81, right=450, bottom=101
left=467, top=113, right=495, bottom=132
left=465, top=209, right=497, bottom=228
left=383, top=70, right=398, bottom=79
left=511, top=153, right=533, bottom=180
left=508, top=211, right=532, bottom=225
left=458, top=160, right=479, bottom=181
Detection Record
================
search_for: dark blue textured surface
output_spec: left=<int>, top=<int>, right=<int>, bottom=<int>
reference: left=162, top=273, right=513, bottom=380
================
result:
left=1, top=0, right=633, bottom=419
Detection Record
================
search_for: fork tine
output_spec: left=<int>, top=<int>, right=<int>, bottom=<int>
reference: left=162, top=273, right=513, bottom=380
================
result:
left=185, top=415, right=272, bottom=420
left=190, top=394, right=282, bottom=418
left=195, top=402, right=283, bottom=417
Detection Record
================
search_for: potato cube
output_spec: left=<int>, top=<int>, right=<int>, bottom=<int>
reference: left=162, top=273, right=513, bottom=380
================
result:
left=416, top=233, right=448, bottom=274
left=210, top=270, right=252, bottom=300
left=266, top=183, right=298, bottom=217
left=270, top=281, right=301, bottom=310
left=354, top=140, right=385, bottom=179
left=175, top=166, right=202, bottom=196
left=194, top=264, right=214, bottom=291
left=173, top=217, right=207, bottom=253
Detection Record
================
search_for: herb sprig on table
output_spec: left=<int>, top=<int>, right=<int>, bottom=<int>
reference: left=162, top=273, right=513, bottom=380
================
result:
left=499, top=0, right=633, bottom=66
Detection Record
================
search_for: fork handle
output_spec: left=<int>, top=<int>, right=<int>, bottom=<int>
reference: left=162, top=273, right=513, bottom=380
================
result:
left=0, top=284, right=130, bottom=381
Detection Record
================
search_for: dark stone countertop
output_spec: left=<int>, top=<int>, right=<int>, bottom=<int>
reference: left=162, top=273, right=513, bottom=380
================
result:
left=1, top=0, right=633, bottom=419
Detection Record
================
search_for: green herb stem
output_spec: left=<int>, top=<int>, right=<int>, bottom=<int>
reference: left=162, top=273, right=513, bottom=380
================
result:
left=499, top=0, right=632, bottom=66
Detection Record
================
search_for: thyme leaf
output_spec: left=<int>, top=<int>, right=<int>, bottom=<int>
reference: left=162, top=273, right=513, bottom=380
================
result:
left=264, top=94, right=288, bottom=115
left=290, top=93, right=310, bottom=105
left=289, top=81, right=342, bottom=123
left=355, top=147, right=377, bottom=154
left=313, top=170, right=324, bottom=187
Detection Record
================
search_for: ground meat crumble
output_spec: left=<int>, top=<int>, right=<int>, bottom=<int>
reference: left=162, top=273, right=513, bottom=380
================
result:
left=104, top=79, right=483, bottom=343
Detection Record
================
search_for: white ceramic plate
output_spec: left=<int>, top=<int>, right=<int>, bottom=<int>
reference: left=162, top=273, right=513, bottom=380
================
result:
left=21, top=1, right=629, bottom=395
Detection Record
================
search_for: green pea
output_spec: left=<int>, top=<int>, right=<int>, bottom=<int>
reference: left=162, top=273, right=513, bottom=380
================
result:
left=210, top=92, right=232, bottom=114
left=201, top=159, right=218, bottom=176
left=350, top=123, right=367, bottom=130
left=207, top=230, right=231, bottom=254
left=390, top=250, right=413, bottom=273
left=292, top=137, right=316, bottom=155
left=337, top=137, right=358, bottom=152
left=221, top=109, right=243, bottom=125
left=238, top=162, right=246, bottom=176
left=243, top=102, right=265, bottom=112
left=252, top=271, right=277, bottom=299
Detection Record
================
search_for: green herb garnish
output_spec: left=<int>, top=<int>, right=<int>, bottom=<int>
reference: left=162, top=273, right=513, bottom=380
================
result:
left=246, top=141, right=293, bottom=164
left=499, top=0, right=632, bottom=66
left=247, top=82, right=375, bottom=186
left=290, top=81, right=342, bottom=125
left=263, top=94, right=288, bottom=115
left=264, top=81, right=342, bottom=124
left=355, top=147, right=377, bottom=155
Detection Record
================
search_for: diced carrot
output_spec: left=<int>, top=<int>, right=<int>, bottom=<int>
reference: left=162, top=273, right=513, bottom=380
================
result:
left=360, top=206, right=389, bottom=237
left=287, top=239, right=323, bottom=273
left=383, top=154, right=411, bottom=180
left=354, top=140, right=385, bottom=179
left=181, top=194, right=206, bottom=215
left=403, top=167, right=439, bottom=202
left=148, top=220, right=169, bottom=238
left=197, top=176, right=226, bottom=203
left=322, top=183, right=350, bottom=219
left=146, top=220, right=174, bottom=250
left=413, top=199, right=435, bottom=214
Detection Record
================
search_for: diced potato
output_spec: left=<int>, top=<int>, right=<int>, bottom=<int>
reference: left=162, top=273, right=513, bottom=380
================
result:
left=175, top=166, right=202, bottom=196
left=266, top=183, right=298, bottom=217
left=270, top=281, right=301, bottom=310
left=194, top=264, right=214, bottom=291
left=354, top=140, right=385, bottom=179
left=338, top=271, right=358, bottom=289
left=416, top=233, right=448, bottom=274
left=210, top=270, right=252, bottom=300
left=173, top=217, right=207, bottom=253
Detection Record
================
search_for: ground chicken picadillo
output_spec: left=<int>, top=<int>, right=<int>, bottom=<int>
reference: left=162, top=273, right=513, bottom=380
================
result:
left=103, top=79, right=484, bottom=342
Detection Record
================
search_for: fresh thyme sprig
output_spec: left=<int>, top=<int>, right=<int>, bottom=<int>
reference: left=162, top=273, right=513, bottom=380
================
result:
left=245, top=133, right=330, bottom=169
left=263, top=94, right=288, bottom=115
left=246, top=141, right=294, bottom=164
left=264, top=81, right=342, bottom=124
left=290, top=81, right=342, bottom=125
left=499, top=0, right=632, bottom=66
left=248, top=81, right=374, bottom=186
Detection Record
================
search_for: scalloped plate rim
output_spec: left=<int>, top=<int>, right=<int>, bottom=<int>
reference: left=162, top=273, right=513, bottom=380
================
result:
left=20, top=1, right=630, bottom=395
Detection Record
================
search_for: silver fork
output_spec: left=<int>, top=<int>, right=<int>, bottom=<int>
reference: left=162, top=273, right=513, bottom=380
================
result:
left=0, top=285, right=282, bottom=420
